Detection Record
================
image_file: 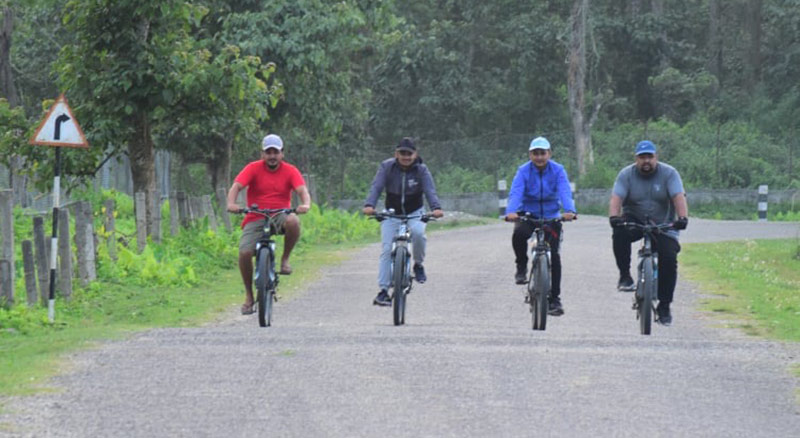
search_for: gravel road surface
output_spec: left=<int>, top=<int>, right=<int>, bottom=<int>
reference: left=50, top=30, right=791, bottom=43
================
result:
left=1, top=216, right=798, bottom=437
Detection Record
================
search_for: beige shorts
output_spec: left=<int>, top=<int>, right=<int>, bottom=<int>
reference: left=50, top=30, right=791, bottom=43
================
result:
left=238, top=212, right=290, bottom=254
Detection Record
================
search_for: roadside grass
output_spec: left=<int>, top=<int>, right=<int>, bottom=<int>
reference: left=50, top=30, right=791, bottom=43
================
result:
left=681, top=238, right=800, bottom=342
left=0, top=208, right=489, bottom=400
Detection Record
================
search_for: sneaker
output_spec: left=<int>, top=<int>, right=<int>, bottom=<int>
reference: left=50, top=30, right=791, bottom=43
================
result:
left=548, top=297, right=564, bottom=316
left=373, top=289, right=391, bottom=307
left=617, top=273, right=635, bottom=292
left=657, top=303, right=672, bottom=326
left=515, top=264, right=527, bottom=285
left=413, top=263, right=427, bottom=284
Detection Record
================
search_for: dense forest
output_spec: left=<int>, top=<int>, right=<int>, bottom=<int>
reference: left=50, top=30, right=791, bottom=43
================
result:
left=1, top=0, right=799, bottom=219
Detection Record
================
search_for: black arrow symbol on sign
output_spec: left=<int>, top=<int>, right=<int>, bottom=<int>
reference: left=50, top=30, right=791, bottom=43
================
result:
left=54, top=114, right=70, bottom=140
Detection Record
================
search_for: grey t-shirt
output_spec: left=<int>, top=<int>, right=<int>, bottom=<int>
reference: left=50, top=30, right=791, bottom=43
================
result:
left=612, top=162, right=685, bottom=239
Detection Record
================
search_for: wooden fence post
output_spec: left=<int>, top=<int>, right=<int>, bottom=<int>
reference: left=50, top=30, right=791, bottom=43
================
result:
left=33, top=216, right=49, bottom=306
left=0, top=259, right=12, bottom=307
left=134, top=192, right=147, bottom=252
left=0, top=190, right=13, bottom=302
left=57, top=208, right=73, bottom=300
left=74, top=201, right=97, bottom=286
left=177, top=191, right=189, bottom=228
left=216, top=187, right=232, bottom=232
left=169, top=191, right=179, bottom=236
left=203, top=195, right=218, bottom=231
left=149, top=189, right=162, bottom=243
left=104, top=199, right=117, bottom=261
left=21, top=240, right=38, bottom=307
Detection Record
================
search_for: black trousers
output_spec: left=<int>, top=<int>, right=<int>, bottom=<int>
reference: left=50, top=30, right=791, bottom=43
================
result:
left=512, top=221, right=563, bottom=298
left=612, top=226, right=681, bottom=304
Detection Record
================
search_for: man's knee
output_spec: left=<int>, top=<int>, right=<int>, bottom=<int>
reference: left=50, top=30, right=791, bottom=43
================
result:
left=284, top=214, right=300, bottom=231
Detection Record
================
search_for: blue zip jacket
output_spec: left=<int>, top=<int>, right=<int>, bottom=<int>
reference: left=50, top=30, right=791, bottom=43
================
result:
left=505, top=160, right=576, bottom=218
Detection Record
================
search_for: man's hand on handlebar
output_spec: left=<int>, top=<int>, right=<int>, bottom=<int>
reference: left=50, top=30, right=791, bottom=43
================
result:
left=295, top=204, right=311, bottom=215
left=362, top=206, right=375, bottom=216
left=562, top=212, right=577, bottom=221
left=227, top=203, right=242, bottom=213
left=431, top=209, right=444, bottom=219
left=609, top=215, right=625, bottom=228
left=672, top=216, right=688, bottom=230
left=505, top=212, right=519, bottom=222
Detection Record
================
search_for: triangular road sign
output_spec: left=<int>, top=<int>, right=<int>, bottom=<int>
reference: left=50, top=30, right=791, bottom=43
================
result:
left=29, top=94, right=89, bottom=148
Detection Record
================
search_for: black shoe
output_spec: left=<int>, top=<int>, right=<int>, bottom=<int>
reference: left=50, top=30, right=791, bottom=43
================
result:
left=373, top=289, right=391, bottom=307
left=657, top=303, right=672, bottom=326
left=548, top=297, right=564, bottom=316
left=413, top=263, right=426, bottom=284
left=515, top=264, right=527, bottom=285
left=617, top=273, right=635, bottom=292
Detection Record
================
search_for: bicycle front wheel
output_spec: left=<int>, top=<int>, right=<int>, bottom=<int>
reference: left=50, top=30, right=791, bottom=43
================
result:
left=256, top=248, right=274, bottom=327
left=392, top=246, right=408, bottom=326
left=529, top=255, right=549, bottom=331
left=638, top=258, right=655, bottom=335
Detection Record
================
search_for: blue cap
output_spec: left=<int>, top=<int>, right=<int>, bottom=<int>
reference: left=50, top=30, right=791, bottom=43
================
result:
left=261, top=134, right=283, bottom=151
left=635, top=140, right=656, bottom=155
left=529, top=137, right=551, bottom=151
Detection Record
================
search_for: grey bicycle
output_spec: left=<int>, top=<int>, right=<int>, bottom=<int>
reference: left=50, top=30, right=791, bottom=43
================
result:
left=372, top=209, right=434, bottom=326
left=240, top=206, right=294, bottom=327
left=622, top=221, right=674, bottom=335
left=516, top=213, right=565, bottom=331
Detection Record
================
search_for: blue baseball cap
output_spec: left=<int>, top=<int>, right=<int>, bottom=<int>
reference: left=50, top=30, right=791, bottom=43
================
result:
left=635, top=140, right=656, bottom=155
left=529, top=137, right=551, bottom=151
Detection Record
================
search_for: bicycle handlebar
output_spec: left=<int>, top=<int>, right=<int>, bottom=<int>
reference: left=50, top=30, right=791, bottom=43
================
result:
left=370, top=211, right=437, bottom=223
left=239, top=207, right=296, bottom=216
left=511, top=212, right=575, bottom=224
left=621, top=221, right=674, bottom=233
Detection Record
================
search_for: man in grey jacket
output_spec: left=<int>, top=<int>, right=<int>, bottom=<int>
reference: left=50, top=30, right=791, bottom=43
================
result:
left=363, top=137, right=445, bottom=306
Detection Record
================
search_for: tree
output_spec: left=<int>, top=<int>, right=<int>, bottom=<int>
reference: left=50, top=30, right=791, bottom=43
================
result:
left=57, top=0, right=207, bottom=234
left=567, top=0, right=602, bottom=177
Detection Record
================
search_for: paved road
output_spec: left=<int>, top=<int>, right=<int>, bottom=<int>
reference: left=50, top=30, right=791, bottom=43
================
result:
left=2, top=217, right=799, bottom=437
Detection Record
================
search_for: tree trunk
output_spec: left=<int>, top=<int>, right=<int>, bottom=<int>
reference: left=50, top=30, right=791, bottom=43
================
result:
left=707, top=0, right=723, bottom=82
left=206, top=137, right=232, bottom=193
left=568, top=0, right=596, bottom=177
left=0, top=6, right=18, bottom=106
left=745, top=0, right=763, bottom=93
left=128, top=113, right=157, bottom=237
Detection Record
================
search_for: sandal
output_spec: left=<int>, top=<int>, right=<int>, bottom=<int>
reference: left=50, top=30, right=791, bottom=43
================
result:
left=240, top=303, right=255, bottom=315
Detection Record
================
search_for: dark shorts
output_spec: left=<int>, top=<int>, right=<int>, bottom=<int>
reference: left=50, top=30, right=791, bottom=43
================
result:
left=238, top=213, right=289, bottom=254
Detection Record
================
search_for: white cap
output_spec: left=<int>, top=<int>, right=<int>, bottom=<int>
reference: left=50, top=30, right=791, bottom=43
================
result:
left=529, top=137, right=551, bottom=151
left=261, top=134, right=283, bottom=151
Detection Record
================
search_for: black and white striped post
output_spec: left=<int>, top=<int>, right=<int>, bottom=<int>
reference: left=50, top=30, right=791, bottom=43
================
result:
left=498, top=179, right=507, bottom=218
left=29, top=94, right=89, bottom=322
left=758, top=185, right=768, bottom=222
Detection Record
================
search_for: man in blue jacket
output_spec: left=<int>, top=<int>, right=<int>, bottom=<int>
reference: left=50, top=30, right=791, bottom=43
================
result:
left=363, top=137, right=445, bottom=306
left=505, top=137, right=576, bottom=316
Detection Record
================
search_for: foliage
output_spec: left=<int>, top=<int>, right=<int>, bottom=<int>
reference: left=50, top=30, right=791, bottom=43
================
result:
left=682, top=239, right=800, bottom=341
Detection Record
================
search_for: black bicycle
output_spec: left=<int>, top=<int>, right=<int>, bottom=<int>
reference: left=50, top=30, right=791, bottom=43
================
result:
left=516, top=214, right=564, bottom=331
left=622, top=221, right=674, bottom=335
left=372, top=210, right=434, bottom=326
left=240, top=206, right=294, bottom=327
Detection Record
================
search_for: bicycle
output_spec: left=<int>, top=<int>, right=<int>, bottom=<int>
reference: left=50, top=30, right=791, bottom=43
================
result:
left=240, top=206, right=295, bottom=327
left=515, top=213, right=565, bottom=331
left=372, top=209, right=434, bottom=326
left=621, top=220, right=674, bottom=335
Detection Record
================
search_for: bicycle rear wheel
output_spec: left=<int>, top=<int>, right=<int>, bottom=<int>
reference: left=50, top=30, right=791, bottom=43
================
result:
left=392, top=246, right=408, bottom=326
left=529, top=255, right=549, bottom=331
left=256, top=248, right=274, bottom=327
left=637, top=258, right=655, bottom=335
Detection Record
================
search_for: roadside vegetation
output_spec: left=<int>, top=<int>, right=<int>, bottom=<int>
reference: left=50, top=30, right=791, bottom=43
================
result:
left=0, top=190, right=488, bottom=397
left=681, top=238, right=800, bottom=342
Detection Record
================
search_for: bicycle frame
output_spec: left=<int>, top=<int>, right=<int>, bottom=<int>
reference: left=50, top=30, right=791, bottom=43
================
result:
left=622, top=221, right=673, bottom=334
left=517, top=214, right=561, bottom=330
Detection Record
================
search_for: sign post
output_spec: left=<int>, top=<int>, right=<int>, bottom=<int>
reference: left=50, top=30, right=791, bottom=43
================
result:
left=29, top=94, right=89, bottom=322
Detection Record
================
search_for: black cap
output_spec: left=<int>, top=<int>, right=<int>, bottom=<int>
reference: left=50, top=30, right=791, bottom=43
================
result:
left=396, top=137, right=416, bottom=152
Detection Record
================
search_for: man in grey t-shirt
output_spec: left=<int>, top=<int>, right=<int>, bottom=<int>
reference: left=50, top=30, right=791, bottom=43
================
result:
left=608, top=140, right=689, bottom=326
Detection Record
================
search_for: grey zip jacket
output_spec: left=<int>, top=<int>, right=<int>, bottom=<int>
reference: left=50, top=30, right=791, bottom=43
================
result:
left=364, top=157, right=442, bottom=215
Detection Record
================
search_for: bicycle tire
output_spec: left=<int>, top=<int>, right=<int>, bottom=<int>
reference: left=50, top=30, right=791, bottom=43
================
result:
left=529, top=255, right=549, bottom=330
left=392, top=246, right=408, bottom=326
left=638, top=257, right=654, bottom=335
left=256, top=248, right=273, bottom=327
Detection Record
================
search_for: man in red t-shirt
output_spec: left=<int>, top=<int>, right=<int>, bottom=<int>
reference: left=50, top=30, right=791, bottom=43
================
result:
left=226, top=134, right=311, bottom=314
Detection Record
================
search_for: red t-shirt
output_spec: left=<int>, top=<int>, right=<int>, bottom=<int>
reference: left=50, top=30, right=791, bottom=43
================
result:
left=234, top=160, right=306, bottom=227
